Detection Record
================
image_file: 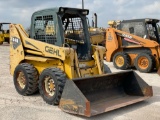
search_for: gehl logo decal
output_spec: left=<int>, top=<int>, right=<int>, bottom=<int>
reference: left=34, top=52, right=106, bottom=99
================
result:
left=45, top=46, right=61, bottom=57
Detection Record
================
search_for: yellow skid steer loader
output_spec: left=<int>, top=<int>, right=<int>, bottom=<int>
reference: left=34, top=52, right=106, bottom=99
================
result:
left=10, top=7, right=153, bottom=117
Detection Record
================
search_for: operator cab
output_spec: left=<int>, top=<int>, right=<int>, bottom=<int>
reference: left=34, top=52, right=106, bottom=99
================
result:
left=30, top=7, right=92, bottom=60
left=118, top=18, right=160, bottom=43
left=60, top=9, right=91, bottom=60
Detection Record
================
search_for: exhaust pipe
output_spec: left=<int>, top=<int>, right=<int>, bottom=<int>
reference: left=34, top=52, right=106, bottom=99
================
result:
left=92, top=13, right=98, bottom=28
left=94, top=13, right=97, bottom=28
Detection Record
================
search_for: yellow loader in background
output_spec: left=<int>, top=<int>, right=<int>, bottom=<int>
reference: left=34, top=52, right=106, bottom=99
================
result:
left=89, top=27, right=106, bottom=46
left=10, top=7, right=153, bottom=117
left=0, top=23, right=10, bottom=45
left=89, top=13, right=106, bottom=46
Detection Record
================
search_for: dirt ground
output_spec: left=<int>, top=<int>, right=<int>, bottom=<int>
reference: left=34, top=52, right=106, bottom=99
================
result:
left=0, top=43, right=160, bottom=120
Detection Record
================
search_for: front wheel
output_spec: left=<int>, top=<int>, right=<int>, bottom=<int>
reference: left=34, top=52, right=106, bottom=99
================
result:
left=39, top=68, right=67, bottom=105
left=113, top=52, right=130, bottom=70
left=13, top=63, right=39, bottom=95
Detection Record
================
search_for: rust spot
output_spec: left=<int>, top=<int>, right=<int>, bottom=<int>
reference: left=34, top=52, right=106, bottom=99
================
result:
left=60, top=99, right=75, bottom=105
left=59, top=99, right=79, bottom=113
left=84, top=101, right=91, bottom=117
left=142, top=86, right=153, bottom=96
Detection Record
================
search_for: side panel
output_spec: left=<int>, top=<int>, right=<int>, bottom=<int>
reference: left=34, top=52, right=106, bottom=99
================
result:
left=25, top=59, right=64, bottom=74
left=10, top=25, right=25, bottom=75
left=106, top=28, right=120, bottom=61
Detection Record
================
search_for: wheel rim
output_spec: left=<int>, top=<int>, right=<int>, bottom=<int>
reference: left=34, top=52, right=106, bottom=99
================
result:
left=17, top=71, right=26, bottom=89
left=115, top=55, right=124, bottom=67
left=138, top=56, right=149, bottom=69
left=43, top=76, right=55, bottom=97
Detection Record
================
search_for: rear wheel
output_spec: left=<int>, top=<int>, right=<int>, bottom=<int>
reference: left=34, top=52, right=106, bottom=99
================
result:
left=13, top=63, right=39, bottom=95
left=113, top=52, right=130, bottom=70
left=39, top=68, right=67, bottom=105
left=134, top=53, right=155, bottom=73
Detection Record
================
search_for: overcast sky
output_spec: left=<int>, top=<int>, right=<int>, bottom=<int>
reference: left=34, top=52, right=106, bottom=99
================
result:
left=0, top=0, right=160, bottom=28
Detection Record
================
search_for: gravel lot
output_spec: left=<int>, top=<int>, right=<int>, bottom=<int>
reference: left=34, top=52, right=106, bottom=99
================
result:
left=0, top=43, right=160, bottom=120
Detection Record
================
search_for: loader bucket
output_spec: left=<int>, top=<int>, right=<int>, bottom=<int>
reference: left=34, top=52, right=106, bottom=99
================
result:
left=59, top=70, right=153, bottom=117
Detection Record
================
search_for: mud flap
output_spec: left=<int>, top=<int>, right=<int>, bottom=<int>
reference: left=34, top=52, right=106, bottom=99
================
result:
left=59, top=70, right=153, bottom=117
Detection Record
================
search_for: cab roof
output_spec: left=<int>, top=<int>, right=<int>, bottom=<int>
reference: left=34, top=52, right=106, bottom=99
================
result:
left=121, top=18, right=159, bottom=23
left=0, top=23, right=11, bottom=25
left=32, top=7, right=89, bottom=16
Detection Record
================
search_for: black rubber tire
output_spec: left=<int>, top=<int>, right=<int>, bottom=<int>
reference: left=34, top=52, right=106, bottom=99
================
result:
left=134, top=53, right=155, bottom=73
left=104, top=64, right=112, bottom=73
left=39, top=68, right=67, bottom=105
left=13, top=63, right=39, bottom=96
left=113, top=52, right=130, bottom=70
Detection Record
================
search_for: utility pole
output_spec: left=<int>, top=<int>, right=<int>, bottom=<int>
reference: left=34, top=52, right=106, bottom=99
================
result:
left=82, top=0, right=84, bottom=9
